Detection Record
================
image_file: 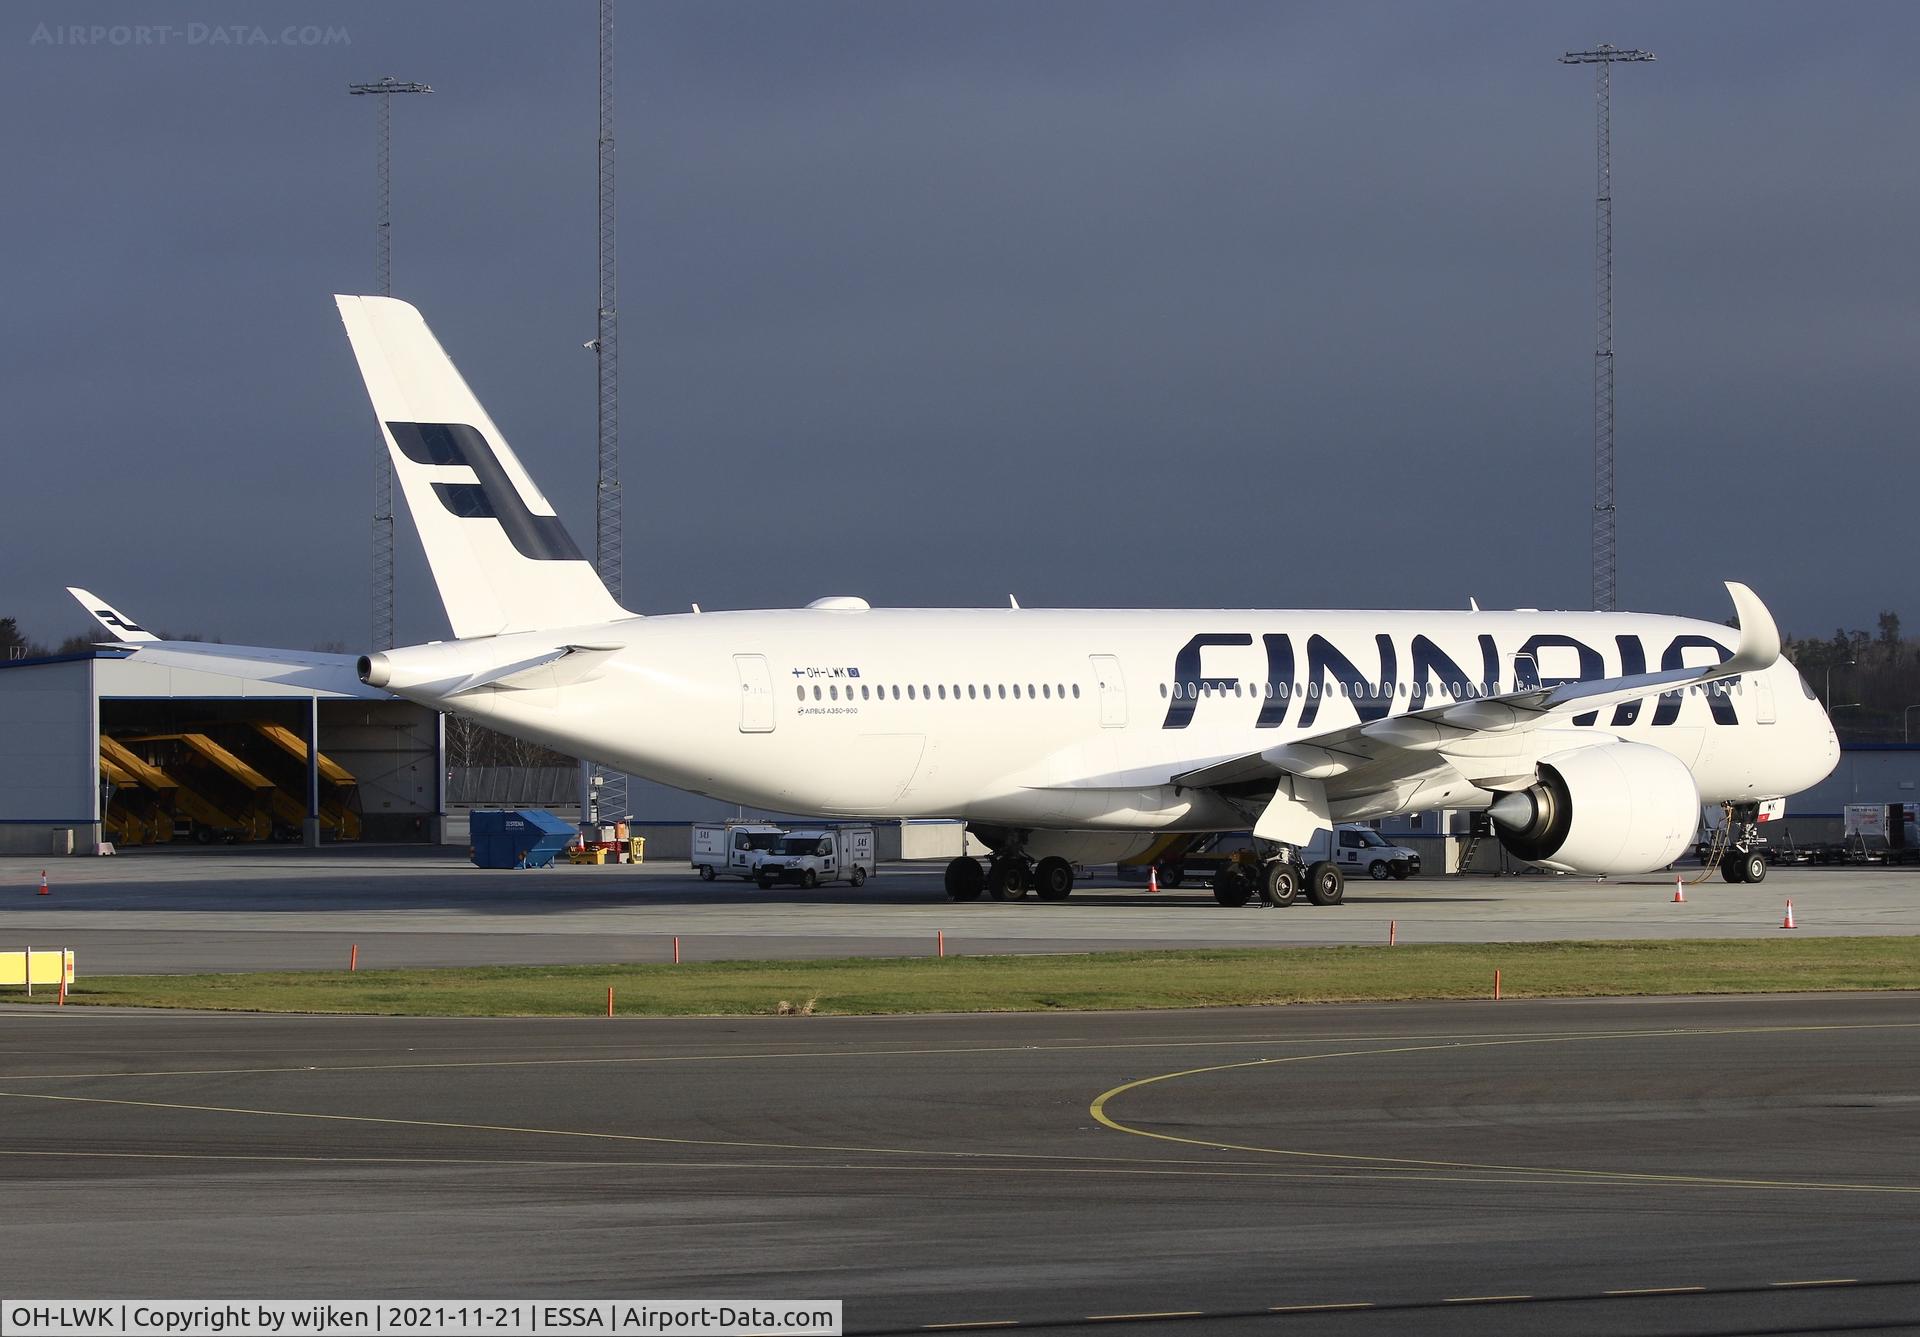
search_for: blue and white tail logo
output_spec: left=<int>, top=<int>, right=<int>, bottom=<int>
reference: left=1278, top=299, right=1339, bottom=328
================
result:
left=336, top=295, right=629, bottom=638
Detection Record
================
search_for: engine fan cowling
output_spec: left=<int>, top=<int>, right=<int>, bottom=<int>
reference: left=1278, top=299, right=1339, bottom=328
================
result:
left=1490, top=742, right=1700, bottom=875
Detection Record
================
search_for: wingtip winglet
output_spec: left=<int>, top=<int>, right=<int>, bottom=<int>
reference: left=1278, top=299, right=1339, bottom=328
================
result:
left=1725, top=581, right=1781, bottom=674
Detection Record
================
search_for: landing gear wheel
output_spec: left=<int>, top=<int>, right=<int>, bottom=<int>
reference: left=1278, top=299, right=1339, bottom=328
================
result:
left=945, top=857, right=983, bottom=901
left=1368, top=860, right=1390, bottom=881
left=1213, top=866, right=1253, bottom=907
left=850, top=866, right=867, bottom=887
left=988, top=857, right=1031, bottom=901
left=1739, top=851, right=1767, bottom=884
left=1721, top=856, right=1749, bottom=885
left=699, top=865, right=716, bottom=882
left=1305, top=860, right=1345, bottom=906
left=801, top=869, right=818, bottom=889
left=1159, top=862, right=1187, bottom=889
left=1261, top=862, right=1298, bottom=907
left=1034, top=857, right=1074, bottom=901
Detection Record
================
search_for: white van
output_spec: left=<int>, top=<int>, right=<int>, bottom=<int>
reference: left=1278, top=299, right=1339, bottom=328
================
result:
left=1307, top=825, right=1422, bottom=881
left=691, top=822, right=787, bottom=881
left=753, top=827, right=877, bottom=889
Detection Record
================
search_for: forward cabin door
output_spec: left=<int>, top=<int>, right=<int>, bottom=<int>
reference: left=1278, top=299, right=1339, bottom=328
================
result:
left=734, top=654, right=775, bottom=733
left=1755, top=677, right=1777, bottom=724
left=1090, top=655, right=1127, bottom=728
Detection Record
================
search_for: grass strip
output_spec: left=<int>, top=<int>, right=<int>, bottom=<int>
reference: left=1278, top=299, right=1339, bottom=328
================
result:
left=12, top=937, right=1920, bottom=1017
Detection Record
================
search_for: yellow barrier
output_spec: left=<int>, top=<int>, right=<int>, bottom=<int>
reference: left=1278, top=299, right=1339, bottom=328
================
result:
left=1, top=948, right=75, bottom=988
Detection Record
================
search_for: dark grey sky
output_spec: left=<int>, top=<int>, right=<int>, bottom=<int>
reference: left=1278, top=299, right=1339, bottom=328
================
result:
left=5, top=1, right=1914, bottom=650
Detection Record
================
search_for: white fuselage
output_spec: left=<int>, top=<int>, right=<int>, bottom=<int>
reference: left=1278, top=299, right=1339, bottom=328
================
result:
left=372, top=605, right=1840, bottom=843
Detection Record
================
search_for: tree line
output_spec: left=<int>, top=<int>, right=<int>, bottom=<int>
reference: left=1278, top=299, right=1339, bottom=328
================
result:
left=1781, top=611, right=1918, bottom=743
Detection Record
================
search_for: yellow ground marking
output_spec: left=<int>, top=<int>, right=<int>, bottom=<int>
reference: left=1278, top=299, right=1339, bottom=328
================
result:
left=922, top=1323, right=1018, bottom=1330
left=1089, top=1023, right=1920, bottom=1196
left=1084, top=1313, right=1204, bottom=1321
left=4, top=1022, right=1849, bottom=1082
left=1443, top=1294, right=1533, bottom=1303
left=1770, top=1278, right=1859, bottom=1288
left=1268, top=1302, right=1373, bottom=1313
left=1604, top=1286, right=1708, bottom=1296
left=0, top=1142, right=1644, bottom=1188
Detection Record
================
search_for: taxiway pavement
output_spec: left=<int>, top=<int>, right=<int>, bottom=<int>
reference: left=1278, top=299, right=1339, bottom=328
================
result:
left=2, top=994, right=1917, bottom=1333
left=1, top=850, right=1916, bottom=975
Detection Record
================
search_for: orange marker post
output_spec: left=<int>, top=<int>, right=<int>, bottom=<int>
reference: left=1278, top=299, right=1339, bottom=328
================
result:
left=937, top=930, right=945, bottom=958
left=349, top=943, right=359, bottom=972
left=1389, top=919, right=1397, bottom=946
left=673, top=936, right=681, bottom=964
left=1494, top=968, right=1502, bottom=1001
left=607, top=986, right=614, bottom=1018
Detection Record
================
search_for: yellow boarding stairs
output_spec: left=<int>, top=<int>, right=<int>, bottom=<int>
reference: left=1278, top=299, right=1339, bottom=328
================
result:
left=98, top=736, right=179, bottom=845
left=251, top=722, right=363, bottom=839
left=123, top=733, right=277, bottom=841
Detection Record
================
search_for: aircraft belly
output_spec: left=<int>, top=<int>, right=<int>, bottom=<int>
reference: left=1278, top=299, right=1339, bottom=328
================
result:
left=815, top=734, right=927, bottom=813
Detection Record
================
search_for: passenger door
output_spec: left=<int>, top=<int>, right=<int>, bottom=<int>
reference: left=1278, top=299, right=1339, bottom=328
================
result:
left=734, top=654, right=775, bottom=733
left=1090, top=655, right=1127, bottom=728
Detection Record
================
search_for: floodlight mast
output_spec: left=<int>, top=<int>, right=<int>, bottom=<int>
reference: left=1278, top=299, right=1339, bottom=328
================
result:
left=591, top=0, right=627, bottom=824
left=348, top=76, right=433, bottom=653
left=1559, top=45, right=1652, bottom=614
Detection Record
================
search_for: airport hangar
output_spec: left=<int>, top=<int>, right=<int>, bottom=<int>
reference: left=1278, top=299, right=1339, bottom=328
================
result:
left=0, top=644, right=442, bottom=856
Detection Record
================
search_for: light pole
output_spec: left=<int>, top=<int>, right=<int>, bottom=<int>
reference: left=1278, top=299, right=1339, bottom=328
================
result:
left=1825, top=658, right=1855, bottom=711
left=347, top=76, right=432, bottom=654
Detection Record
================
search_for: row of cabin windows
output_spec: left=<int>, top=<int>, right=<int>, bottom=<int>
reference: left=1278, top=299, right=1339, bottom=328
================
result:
left=1154, top=679, right=1744, bottom=700
left=798, top=681, right=1085, bottom=703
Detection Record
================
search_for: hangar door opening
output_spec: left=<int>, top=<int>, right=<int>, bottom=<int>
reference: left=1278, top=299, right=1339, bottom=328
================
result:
left=97, top=698, right=437, bottom=845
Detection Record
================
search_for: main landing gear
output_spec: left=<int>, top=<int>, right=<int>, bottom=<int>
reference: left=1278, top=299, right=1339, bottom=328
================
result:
left=1211, top=852, right=1345, bottom=908
left=945, top=853, right=1077, bottom=902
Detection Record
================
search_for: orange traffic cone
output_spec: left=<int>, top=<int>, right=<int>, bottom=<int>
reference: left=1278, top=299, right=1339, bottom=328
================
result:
left=37, top=869, right=49, bottom=897
left=1781, top=899, right=1796, bottom=929
left=1147, top=866, right=1161, bottom=894
left=1672, top=878, right=1685, bottom=904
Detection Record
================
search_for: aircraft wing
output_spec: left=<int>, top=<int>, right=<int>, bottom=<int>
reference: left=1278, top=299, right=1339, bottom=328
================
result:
left=62, top=586, right=378, bottom=696
left=1166, top=582, right=1781, bottom=844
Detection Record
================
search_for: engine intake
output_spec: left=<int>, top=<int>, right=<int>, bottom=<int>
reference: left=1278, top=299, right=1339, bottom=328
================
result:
left=1490, top=742, right=1699, bottom=875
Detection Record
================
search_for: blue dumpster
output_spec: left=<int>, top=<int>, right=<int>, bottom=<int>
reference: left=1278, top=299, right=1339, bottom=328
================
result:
left=469, top=809, right=576, bottom=869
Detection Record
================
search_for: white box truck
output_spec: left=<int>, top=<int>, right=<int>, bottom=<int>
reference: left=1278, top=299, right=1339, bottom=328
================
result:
left=753, top=826, right=877, bottom=889
left=691, top=822, right=787, bottom=881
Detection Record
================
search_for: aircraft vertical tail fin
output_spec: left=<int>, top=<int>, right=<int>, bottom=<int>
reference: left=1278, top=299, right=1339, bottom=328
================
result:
left=334, top=295, right=631, bottom=640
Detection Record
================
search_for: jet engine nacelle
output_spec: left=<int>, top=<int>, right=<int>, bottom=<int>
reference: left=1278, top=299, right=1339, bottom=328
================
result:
left=1490, top=742, right=1699, bottom=876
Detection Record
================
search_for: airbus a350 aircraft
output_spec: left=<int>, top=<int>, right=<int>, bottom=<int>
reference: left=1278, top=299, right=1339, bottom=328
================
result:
left=318, top=295, right=1842, bottom=905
